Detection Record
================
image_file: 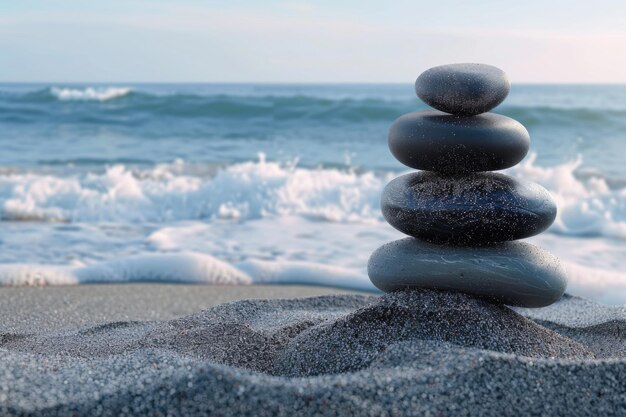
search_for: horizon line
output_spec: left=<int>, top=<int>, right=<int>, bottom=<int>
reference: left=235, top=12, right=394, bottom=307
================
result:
left=2, top=81, right=626, bottom=86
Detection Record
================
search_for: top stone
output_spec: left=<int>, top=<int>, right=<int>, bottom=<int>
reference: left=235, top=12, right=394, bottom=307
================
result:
left=415, top=63, right=510, bottom=116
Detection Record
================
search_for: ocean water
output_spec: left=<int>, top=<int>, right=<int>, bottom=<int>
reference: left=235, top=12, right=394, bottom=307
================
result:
left=0, top=83, right=625, bottom=304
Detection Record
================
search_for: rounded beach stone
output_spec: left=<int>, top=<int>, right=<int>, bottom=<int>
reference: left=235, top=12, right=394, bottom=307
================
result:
left=381, top=171, right=556, bottom=244
left=367, top=238, right=567, bottom=307
left=415, top=63, right=510, bottom=115
left=388, top=110, right=529, bottom=173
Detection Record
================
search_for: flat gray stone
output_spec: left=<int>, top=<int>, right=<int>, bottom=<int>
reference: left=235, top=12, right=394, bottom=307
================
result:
left=382, top=171, right=556, bottom=244
left=367, top=238, right=568, bottom=307
left=415, top=63, right=510, bottom=115
left=388, top=110, right=529, bottom=173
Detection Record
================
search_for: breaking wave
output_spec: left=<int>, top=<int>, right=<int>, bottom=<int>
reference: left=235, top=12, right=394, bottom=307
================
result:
left=0, top=154, right=624, bottom=240
left=50, top=87, right=132, bottom=101
left=0, top=155, right=385, bottom=224
left=508, top=155, right=626, bottom=239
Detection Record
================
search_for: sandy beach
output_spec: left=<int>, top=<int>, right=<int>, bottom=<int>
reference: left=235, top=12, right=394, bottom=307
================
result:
left=0, top=285, right=623, bottom=416
left=0, top=284, right=361, bottom=333
left=3, top=2, right=626, bottom=416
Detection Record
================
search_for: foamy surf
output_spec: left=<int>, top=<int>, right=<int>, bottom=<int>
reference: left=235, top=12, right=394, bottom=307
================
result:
left=0, top=155, right=625, bottom=240
left=0, top=251, right=623, bottom=304
left=50, top=87, right=132, bottom=101
left=563, top=262, right=626, bottom=305
left=1, top=83, right=625, bottom=305
left=0, top=252, right=374, bottom=291
left=0, top=155, right=623, bottom=304
left=0, top=156, right=385, bottom=224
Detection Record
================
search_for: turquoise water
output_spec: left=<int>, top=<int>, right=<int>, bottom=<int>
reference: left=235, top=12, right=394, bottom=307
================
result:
left=1, top=84, right=625, bottom=178
left=0, top=83, right=624, bottom=303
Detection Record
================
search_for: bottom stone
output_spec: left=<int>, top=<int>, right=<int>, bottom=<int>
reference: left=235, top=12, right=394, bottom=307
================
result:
left=367, top=238, right=567, bottom=308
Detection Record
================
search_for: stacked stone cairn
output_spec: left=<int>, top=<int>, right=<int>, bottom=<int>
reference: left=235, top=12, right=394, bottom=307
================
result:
left=368, top=63, right=567, bottom=308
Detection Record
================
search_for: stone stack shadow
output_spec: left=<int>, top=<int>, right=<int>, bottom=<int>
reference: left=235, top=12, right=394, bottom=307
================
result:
left=368, top=63, right=567, bottom=308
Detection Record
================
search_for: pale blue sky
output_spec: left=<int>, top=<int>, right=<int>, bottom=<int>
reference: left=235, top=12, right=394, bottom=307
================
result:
left=1, top=0, right=625, bottom=82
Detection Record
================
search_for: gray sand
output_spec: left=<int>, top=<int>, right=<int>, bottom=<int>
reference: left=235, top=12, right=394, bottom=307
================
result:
left=0, top=284, right=360, bottom=333
left=0, top=285, right=624, bottom=416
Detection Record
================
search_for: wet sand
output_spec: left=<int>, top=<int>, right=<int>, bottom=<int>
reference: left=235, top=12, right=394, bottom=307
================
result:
left=0, top=284, right=362, bottom=333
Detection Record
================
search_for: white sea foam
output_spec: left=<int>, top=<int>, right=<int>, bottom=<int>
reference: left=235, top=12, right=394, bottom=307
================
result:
left=507, top=154, right=626, bottom=239
left=0, top=264, right=77, bottom=286
left=0, top=156, right=385, bottom=224
left=0, top=155, right=624, bottom=240
left=0, top=156, right=624, bottom=303
left=1, top=250, right=624, bottom=304
left=236, top=259, right=376, bottom=291
left=0, top=252, right=374, bottom=291
left=0, top=253, right=250, bottom=287
left=75, top=252, right=252, bottom=285
left=50, top=87, right=132, bottom=101
left=562, top=261, right=626, bottom=305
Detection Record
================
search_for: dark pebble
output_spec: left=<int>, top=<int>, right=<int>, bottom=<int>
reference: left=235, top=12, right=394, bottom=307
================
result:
left=388, top=110, right=529, bottom=173
left=415, top=63, right=510, bottom=115
left=368, top=238, right=567, bottom=307
left=381, top=171, right=556, bottom=244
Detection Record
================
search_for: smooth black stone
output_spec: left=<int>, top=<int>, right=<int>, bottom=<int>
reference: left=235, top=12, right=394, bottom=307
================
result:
left=381, top=172, right=556, bottom=244
left=367, top=238, right=567, bottom=307
left=415, top=63, right=510, bottom=115
left=388, top=110, right=529, bottom=173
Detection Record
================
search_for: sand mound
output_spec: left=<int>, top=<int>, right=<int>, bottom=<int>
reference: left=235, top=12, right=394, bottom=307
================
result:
left=0, top=290, right=624, bottom=416
left=275, top=291, right=593, bottom=376
left=139, top=295, right=370, bottom=372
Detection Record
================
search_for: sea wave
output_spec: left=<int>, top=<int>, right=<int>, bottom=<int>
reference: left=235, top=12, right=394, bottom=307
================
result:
left=0, top=155, right=385, bottom=224
left=0, top=155, right=624, bottom=240
left=4, top=88, right=626, bottom=126
left=50, top=87, right=133, bottom=101
left=508, top=155, right=626, bottom=239
left=500, top=105, right=626, bottom=129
